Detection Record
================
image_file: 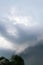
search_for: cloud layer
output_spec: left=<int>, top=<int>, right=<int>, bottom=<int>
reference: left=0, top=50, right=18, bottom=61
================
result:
left=0, top=0, right=43, bottom=54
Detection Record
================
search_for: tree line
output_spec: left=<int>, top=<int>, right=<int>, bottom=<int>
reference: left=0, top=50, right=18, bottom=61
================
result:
left=0, top=55, right=24, bottom=65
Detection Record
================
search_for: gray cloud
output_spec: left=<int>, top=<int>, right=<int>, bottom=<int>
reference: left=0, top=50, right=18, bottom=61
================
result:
left=0, top=17, right=43, bottom=55
left=0, top=0, right=43, bottom=56
left=0, top=20, right=38, bottom=45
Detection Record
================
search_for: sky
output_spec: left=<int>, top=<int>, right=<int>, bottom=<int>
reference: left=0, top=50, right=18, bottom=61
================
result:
left=0, top=0, right=43, bottom=54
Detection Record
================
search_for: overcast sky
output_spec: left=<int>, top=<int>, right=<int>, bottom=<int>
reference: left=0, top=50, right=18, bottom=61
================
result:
left=0, top=0, right=43, bottom=54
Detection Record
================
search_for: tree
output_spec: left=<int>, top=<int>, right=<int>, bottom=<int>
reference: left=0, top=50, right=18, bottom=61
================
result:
left=11, top=55, right=24, bottom=65
left=0, top=57, right=9, bottom=65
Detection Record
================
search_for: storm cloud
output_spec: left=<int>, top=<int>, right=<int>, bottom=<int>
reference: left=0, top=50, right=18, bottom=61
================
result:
left=0, top=0, right=43, bottom=54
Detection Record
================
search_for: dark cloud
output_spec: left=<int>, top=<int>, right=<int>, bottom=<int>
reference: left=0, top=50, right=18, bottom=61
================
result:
left=0, top=18, right=43, bottom=55
left=14, top=24, right=37, bottom=43
left=0, top=21, right=17, bottom=43
left=0, top=20, right=38, bottom=46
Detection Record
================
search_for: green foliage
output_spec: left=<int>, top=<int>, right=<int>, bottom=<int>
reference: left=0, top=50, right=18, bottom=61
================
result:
left=0, top=55, right=24, bottom=65
left=11, top=55, right=24, bottom=65
left=0, top=56, right=9, bottom=65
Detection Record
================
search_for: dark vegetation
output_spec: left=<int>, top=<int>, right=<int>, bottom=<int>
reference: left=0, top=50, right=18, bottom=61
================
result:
left=0, top=55, right=24, bottom=65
